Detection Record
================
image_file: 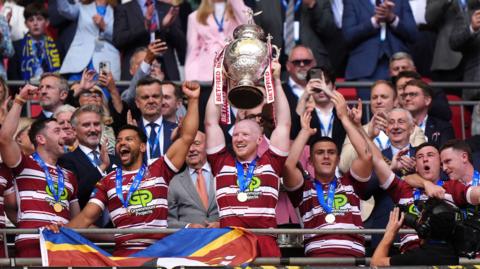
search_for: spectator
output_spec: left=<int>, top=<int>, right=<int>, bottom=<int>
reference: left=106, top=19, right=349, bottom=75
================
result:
left=53, top=104, right=77, bottom=152
left=8, top=3, right=61, bottom=81
left=48, top=0, right=77, bottom=60
left=0, top=0, right=28, bottom=41
left=402, top=79, right=454, bottom=147
left=323, top=0, right=348, bottom=77
left=450, top=1, right=480, bottom=101
left=253, top=0, right=334, bottom=67
left=0, top=85, right=80, bottom=257
left=13, top=118, right=35, bottom=156
left=185, top=0, right=248, bottom=82
left=342, top=0, right=418, bottom=100
left=36, top=73, right=69, bottom=120
left=113, top=0, right=185, bottom=80
left=56, top=0, right=121, bottom=80
left=389, top=52, right=416, bottom=77
left=0, top=76, right=10, bottom=125
left=0, top=14, right=13, bottom=79
left=161, top=81, right=185, bottom=124
left=168, top=131, right=218, bottom=228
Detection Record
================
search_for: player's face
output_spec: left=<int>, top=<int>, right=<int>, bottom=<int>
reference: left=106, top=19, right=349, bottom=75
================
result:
left=386, top=110, right=412, bottom=146
left=415, top=146, right=441, bottom=182
left=75, top=112, right=102, bottom=149
left=186, top=132, right=207, bottom=168
left=41, top=121, right=67, bottom=157
left=370, top=83, right=396, bottom=115
left=232, top=121, right=261, bottom=162
left=440, top=148, right=469, bottom=180
left=310, top=141, right=339, bottom=178
left=115, top=129, right=146, bottom=168
left=135, top=84, right=163, bottom=119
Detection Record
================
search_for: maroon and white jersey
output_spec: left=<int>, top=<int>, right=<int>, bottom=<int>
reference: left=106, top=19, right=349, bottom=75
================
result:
left=89, top=156, right=178, bottom=256
left=0, top=164, right=12, bottom=257
left=382, top=173, right=471, bottom=252
left=287, top=171, right=369, bottom=257
left=207, top=145, right=287, bottom=229
left=5, top=154, right=77, bottom=246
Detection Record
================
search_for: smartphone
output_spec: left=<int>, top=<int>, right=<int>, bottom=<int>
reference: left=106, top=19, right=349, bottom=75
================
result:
left=99, top=61, right=111, bottom=75
left=308, top=68, right=324, bottom=80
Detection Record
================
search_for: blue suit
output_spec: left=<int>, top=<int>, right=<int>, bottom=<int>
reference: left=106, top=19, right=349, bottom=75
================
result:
left=342, top=0, right=418, bottom=82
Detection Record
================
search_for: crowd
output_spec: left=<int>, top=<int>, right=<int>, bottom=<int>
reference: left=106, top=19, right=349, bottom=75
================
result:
left=0, top=0, right=476, bottom=266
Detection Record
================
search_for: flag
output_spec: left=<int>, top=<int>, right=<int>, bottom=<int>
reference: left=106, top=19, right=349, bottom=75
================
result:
left=40, top=227, right=258, bottom=267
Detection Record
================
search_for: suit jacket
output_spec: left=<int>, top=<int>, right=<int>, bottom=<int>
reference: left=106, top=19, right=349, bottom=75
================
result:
left=425, top=0, right=463, bottom=71
left=113, top=1, right=186, bottom=80
left=167, top=168, right=218, bottom=228
left=137, top=117, right=177, bottom=158
left=58, top=147, right=116, bottom=208
left=253, top=0, right=334, bottom=67
left=56, top=0, right=121, bottom=79
left=342, top=0, right=418, bottom=80
left=425, top=115, right=455, bottom=148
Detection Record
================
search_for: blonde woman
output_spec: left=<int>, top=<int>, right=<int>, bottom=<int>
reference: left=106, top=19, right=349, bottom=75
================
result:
left=185, top=0, right=249, bottom=81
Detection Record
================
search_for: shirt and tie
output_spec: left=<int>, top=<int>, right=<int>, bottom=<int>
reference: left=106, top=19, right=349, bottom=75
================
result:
left=143, top=117, right=165, bottom=161
left=189, top=163, right=212, bottom=210
left=78, top=144, right=106, bottom=176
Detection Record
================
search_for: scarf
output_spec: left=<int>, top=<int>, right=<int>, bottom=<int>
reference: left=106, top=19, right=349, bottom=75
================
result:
left=21, top=33, right=61, bottom=81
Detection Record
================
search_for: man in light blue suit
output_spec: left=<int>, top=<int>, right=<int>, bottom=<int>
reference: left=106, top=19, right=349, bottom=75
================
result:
left=343, top=0, right=418, bottom=100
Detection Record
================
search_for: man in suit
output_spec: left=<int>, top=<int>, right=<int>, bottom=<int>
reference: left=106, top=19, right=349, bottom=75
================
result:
left=343, top=0, right=418, bottom=99
left=403, top=79, right=455, bottom=148
left=253, top=0, right=334, bottom=67
left=59, top=105, right=116, bottom=209
left=168, top=131, right=218, bottom=228
left=113, top=0, right=185, bottom=81
left=135, top=76, right=177, bottom=163
left=450, top=0, right=480, bottom=100
left=36, top=73, right=69, bottom=120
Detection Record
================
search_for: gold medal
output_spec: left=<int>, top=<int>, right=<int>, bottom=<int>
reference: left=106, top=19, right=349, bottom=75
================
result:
left=237, top=192, right=248, bottom=202
left=325, top=213, right=336, bottom=224
left=53, top=203, right=63, bottom=213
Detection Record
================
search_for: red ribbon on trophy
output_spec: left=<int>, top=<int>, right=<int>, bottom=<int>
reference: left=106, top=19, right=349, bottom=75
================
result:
left=213, top=48, right=231, bottom=125
left=264, top=37, right=275, bottom=105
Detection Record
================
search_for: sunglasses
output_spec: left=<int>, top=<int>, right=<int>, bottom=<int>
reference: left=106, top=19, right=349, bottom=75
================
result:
left=290, top=59, right=314, bottom=67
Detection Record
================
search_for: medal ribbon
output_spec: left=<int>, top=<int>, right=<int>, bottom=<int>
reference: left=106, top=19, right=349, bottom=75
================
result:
left=213, top=12, right=225, bottom=32
left=236, top=159, right=257, bottom=192
left=413, top=180, right=443, bottom=203
left=314, top=179, right=337, bottom=214
left=32, top=152, right=65, bottom=203
left=115, top=164, right=147, bottom=209
left=472, top=170, right=479, bottom=186
left=319, top=113, right=334, bottom=137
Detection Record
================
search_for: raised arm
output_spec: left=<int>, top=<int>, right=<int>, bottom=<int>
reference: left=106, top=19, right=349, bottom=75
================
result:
left=165, top=81, right=199, bottom=170
left=269, top=61, right=291, bottom=153
left=284, top=110, right=317, bottom=190
left=56, top=0, right=80, bottom=20
left=0, top=85, right=37, bottom=168
left=204, top=86, right=225, bottom=150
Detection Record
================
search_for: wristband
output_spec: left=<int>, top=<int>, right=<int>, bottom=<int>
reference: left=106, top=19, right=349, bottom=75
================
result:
left=14, top=95, right=26, bottom=106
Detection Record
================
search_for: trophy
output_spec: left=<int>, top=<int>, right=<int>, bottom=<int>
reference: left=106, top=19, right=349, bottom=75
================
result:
left=213, top=10, right=279, bottom=113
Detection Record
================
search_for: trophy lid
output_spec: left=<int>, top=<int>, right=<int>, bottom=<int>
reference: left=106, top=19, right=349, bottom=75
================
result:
left=232, top=24, right=266, bottom=41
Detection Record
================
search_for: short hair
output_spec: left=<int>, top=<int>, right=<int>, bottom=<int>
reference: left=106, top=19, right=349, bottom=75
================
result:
left=288, top=44, right=314, bottom=60
left=308, top=136, right=339, bottom=155
left=389, top=51, right=414, bottom=65
left=394, top=70, right=422, bottom=86
left=53, top=104, right=76, bottom=119
left=306, top=66, right=336, bottom=86
left=40, top=72, right=69, bottom=93
left=388, top=108, right=414, bottom=126
left=129, top=47, right=147, bottom=68
left=24, top=3, right=48, bottom=20
left=371, top=80, right=397, bottom=98
left=440, top=139, right=473, bottom=164
left=161, top=81, right=183, bottom=100
left=404, top=79, right=433, bottom=98
left=70, top=105, right=103, bottom=127
left=135, top=76, right=163, bottom=97
left=28, top=118, right=57, bottom=147
left=415, top=142, right=439, bottom=157
left=118, top=125, right=147, bottom=143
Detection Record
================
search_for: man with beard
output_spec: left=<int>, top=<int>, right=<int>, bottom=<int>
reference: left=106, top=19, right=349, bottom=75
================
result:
left=204, top=61, right=290, bottom=257
left=0, top=84, right=79, bottom=257
left=168, top=131, right=218, bottom=228
left=48, top=81, right=200, bottom=256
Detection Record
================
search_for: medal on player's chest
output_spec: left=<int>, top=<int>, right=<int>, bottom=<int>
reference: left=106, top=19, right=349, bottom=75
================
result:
left=53, top=202, right=63, bottom=213
left=325, top=213, right=335, bottom=224
left=315, top=178, right=337, bottom=224
left=115, top=164, right=147, bottom=217
left=235, top=159, right=257, bottom=203
left=237, top=192, right=248, bottom=202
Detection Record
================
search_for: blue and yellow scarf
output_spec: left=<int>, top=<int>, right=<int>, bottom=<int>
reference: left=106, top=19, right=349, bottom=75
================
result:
left=20, top=33, right=61, bottom=81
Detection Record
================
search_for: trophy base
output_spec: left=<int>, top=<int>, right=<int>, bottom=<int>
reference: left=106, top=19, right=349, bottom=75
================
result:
left=228, top=85, right=264, bottom=109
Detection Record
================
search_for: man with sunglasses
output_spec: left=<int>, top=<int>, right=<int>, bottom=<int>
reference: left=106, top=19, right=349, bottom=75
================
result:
left=402, top=79, right=454, bottom=148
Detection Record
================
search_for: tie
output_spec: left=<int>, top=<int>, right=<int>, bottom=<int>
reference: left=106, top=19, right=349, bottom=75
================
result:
left=91, top=150, right=101, bottom=166
left=284, top=0, right=296, bottom=55
left=196, top=169, right=209, bottom=210
left=145, top=0, right=158, bottom=32
left=147, top=122, right=160, bottom=158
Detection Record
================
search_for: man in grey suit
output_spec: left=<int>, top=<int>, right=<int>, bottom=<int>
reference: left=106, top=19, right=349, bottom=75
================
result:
left=168, top=131, right=219, bottom=228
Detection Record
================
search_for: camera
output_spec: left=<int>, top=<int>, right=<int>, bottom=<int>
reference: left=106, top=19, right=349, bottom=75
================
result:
left=398, top=198, right=480, bottom=258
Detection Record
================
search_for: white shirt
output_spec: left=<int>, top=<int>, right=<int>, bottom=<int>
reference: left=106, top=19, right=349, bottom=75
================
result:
left=418, top=115, right=428, bottom=141
left=409, top=0, right=426, bottom=25
left=331, top=0, right=344, bottom=28
left=78, top=144, right=106, bottom=176
left=288, top=77, right=305, bottom=100
left=391, top=144, right=411, bottom=157
left=142, top=116, right=165, bottom=161
left=314, top=106, right=334, bottom=137
left=374, top=130, right=391, bottom=151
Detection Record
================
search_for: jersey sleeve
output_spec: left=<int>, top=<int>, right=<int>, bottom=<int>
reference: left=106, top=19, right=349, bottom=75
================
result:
left=287, top=180, right=306, bottom=208
left=381, top=173, right=410, bottom=204
left=150, top=156, right=178, bottom=184
left=263, top=145, right=288, bottom=175
left=68, top=173, right=79, bottom=205
left=10, top=154, right=28, bottom=177
left=206, top=146, right=230, bottom=176
left=444, top=180, right=469, bottom=207
left=88, top=178, right=109, bottom=211
left=345, top=171, right=370, bottom=199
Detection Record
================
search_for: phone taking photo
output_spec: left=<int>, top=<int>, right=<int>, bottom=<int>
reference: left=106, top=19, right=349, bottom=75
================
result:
left=99, top=61, right=111, bottom=75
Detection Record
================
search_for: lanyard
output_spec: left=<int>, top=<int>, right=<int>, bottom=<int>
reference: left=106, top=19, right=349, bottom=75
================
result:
left=115, top=164, right=147, bottom=209
left=319, top=113, right=334, bottom=137
left=413, top=180, right=443, bottom=202
left=236, top=159, right=257, bottom=192
left=314, top=179, right=337, bottom=214
left=145, top=123, right=163, bottom=156
left=32, top=152, right=65, bottom=202
left=213, top=12, right=225, bottom=32
left=281, top=0, right=302, bottom=12
left=472, top=170, right=479, bottom=186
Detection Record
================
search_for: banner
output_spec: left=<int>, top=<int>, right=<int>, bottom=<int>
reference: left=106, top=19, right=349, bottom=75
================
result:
left=40, top=227, right=258, bottom=268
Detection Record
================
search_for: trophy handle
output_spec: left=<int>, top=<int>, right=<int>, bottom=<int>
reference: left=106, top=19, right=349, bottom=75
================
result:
left=271, top=45, right=281, bottom=61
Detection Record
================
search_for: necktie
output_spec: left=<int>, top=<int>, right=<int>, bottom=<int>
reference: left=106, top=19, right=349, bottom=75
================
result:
left=284, top=0, right=295, bottom=55
left=91, top=150, right=101, bottom=166
left=148, top=122, right=160, bottom=158
left=196, top=169, right=209, bottom=209
left=145, top=0, right=158, bottom=32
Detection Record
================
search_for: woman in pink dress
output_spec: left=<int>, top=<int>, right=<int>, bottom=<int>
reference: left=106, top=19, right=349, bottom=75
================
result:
left=185, top=0, right=249, bottom=82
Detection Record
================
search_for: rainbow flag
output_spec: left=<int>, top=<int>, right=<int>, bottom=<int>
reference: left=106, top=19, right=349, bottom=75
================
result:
left=40, top=227, right=258, bottom=267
